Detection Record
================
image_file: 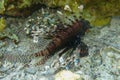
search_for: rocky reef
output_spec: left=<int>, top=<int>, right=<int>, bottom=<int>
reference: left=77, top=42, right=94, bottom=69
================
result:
left=0, top=0, right=120, bottom=26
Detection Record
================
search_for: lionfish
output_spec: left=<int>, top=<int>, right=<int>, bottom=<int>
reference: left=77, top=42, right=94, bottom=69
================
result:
left=31, top=17, right=91, bottom=66
left=1, top=15, right=91, bottom=67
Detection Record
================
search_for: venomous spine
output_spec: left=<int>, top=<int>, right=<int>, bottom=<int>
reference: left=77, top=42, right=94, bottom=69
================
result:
left=32, top=18, right=91, bottom=65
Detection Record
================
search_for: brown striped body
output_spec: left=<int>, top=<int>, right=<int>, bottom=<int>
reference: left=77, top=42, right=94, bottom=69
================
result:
left=33, top=18, right=91, bottom=65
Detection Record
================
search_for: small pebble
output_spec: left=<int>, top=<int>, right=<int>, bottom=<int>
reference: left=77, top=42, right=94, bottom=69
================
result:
left=24, top=67, right=37, bottom=74
left=107, top=52, right=115, bottom=58
left=0, top=67, right=9, bottom=72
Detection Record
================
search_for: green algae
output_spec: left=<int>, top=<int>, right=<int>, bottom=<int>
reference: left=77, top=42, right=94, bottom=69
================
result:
left=0, top=28, right=19, bottom=42
left=0, top=0, right=120, bottom=26
left=0, top=17, right=6, bottom=32
left=0, top=0, right=5, bottom=14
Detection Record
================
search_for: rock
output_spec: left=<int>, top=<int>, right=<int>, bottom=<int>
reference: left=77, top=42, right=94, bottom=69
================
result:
left=0, top=72, right=7, bottom=79
left=0, top=67, right=9, bottom=72
left=24, top=67, right=37, bottom=74
left=55, top=70, right=83, bottom=80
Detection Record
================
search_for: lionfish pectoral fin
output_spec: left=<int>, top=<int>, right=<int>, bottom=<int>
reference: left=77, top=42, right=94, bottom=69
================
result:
left=76, top=42, right=88, bottom=57
left=35, top=56, right=49, bottom=66
left=58, top=47, right=74, bottom=57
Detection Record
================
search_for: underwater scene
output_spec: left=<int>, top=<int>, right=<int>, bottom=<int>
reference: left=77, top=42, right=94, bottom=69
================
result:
left=0, top=0, right=120, bottom=80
